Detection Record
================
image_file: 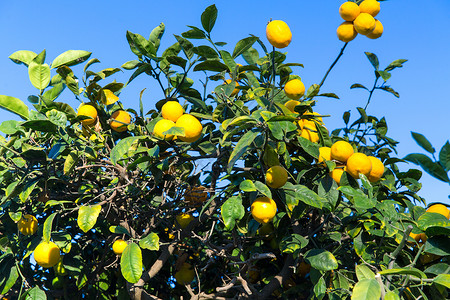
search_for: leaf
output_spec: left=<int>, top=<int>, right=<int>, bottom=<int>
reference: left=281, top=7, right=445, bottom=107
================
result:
left=24, top=286, right=47, bottom=300
left=227, top=130, right=259, bottom=173
left=439, top=141, right=450, bottom=172
left=110, top=136, right=143, bottom=165
left=384, top=59, right=408, bottom=72
left=43, top=82, right=65, bottom=102
left=417, top=212, right=450, bottom=236
left=9, top=50, right=37, bottom=66
left=174, top=35, right=194, bottom=60
left=64, top=150, right=79, bottom=175
left=376, top=70, right=391, bottom=81
left=77, top=205, right=102, bottom=233
left=121, top=60, right=140, bottom=70
left=0, top=263, right=18, bottom=295
left=434, top=274, right=450, bottom=289
left=193, top=59, right=228, bottom=72
left=384, top=291, right=401, bottom=300
left=28, top=61, right=51, bottom=90
left=139, top=233, right=159, bottom=251
left=182, top=27, right=206, bottom=39
left=365, top=52, right=379, bottom=70
left=46, top=109, right=67, bottom=127
left=109, top=226, right=130, bottom=236
left=232, top=36, right=258, bottom=59
left=149, top=22, right=165, bottom=51
left=280, top=234, right=309, bottom=254
left=379, top=86, right=400, bottom=98
left=378, top=268, right=427, bottom=279
left=193, top=45, right=218, bottom=59
left=51, top=50, right=91, bottom=69
left=284, top=183, right=323, bottom=209
left=201, top=4, right=218, bottom=33
left=221, top=196, right=245, bottom=230
left=351, top=278, right=381, bottom=300
left=411, top=132, right=435, bottom=154
left=0, top=120, right=22, bottom=135
left=318, top=93, right=339, bottom=99
left=120, top=243, right=143, bottom=284
left=404, top=153, right=449, bottom=183
left=304, top=249, right=338, bottom=271
left=165, top=56, right=187, bottom=69
left=126, top=31, right=156, bottom=58
left=350, top=83, right=369, bottom=91
left=43, top=213, right=57, bottom=243
left=0, top=95, right=29, bottom=120
left=356, top=265, right=376, bottom=280
left=305, top=84, right=320, bottom=99
left=253, top=181, right=272, bottom=199
left=101, top=89, right=120, bottom=105
left=424, top=236, right=450, bottom=256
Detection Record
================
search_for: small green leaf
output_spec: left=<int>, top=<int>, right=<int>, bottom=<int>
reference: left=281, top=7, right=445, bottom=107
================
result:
left=139, top=233, right=159, bottom=251
left=221, top=196, right=245, bottom=230
left=64, top=151, right=79, bottom=175
left=227, top=130, right=259, bottom=173
left=201, top=4, right=218, bottom=33
left=404, top=153, right=449, bottom=183
left=9, top=50, right=37, bottom=66
left=280, top=234, right=309, bottom=254
left=51, top=50, right=91, bottom=69
left=378, top=268, right=427, bottom=279
left=351, top=278, right=381, bottom=300
left=284, top=183, right=323, bottom=209
left=439, top=141, right=450, bottom=172
left=433, top=274, right=450, bottom=289
left=42, top=82, right=65, bottom=102
left=417, top=212, right=450, bottom=236
left=379, top=86, right=400, bottom=98
left=120, top=243, right=143, bottom=283
left=193, top=59, right=228, bottom=72
left=28, top=61, right=51, bottom=90
left=376, top=70, right=391, bottom=81
left=305, top=249, right=338, bottom=271
left=110, top=136, right=143, bottom=165
left=411, top=132, right=435, bottom=154
left=239, top=180, right=257, bottom=192
left=126, top=31, right=156, bottom=58
left=0, top=263, right=19, bottom=295
left=384, top=291, right=401, bottom=300
left=0, top=95, right=29, bottom=120
left=149, top=22, right=165, bottom=51
left=350, top=83, right=369, bottom=91
left=356, top=265, right=376, bottom=280
left=365, top=52, right=379, bottom=70
left=77, top=205, right=102, bottom=233
left=232, top=36, right=258, bottom=59
left=109, top=226, right=130, bottom=236
left=24, top=286, right=47, bottom=300
left=43, top=213, right=57, bottom=243
left=384, top=59, right=408, bottom=72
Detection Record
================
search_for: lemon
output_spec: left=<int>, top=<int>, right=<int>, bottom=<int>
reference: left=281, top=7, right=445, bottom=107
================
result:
left=353, top=13, right=376, bottom=35
left=329, top=167, right=345, bottom=185
left=176, top=213, right=194, bottom=229
left=346, top=153, right=372, bottom=179
left=284, top=79, right=305, bottom=100
left=365, top=19, right=383, bottom=39
left=426, top=204, right=450, bottom=219
left=175, top=262, right=195, bottom=285
left=18, top=214, right=38, bottom=235
left=337, top=21, right=358, bottom=42
left=359, top=0, right=380, bottom=17
left=112, top=239, right=128, bottom=255
left=367, top=156, right=384, bottom=182
left=175, top=114, right=203, bottom=143
left=330, top=141, right=354, bottom=163
left=77, top=104, right=97, bottom=126
left=153, top=119, right=175, bottom=140
left=265, top=165, right=288, bottom=189
left=266, top=20, right=292, bottom=49
left=110, top=110, right=131, bottom=133
left=318, top=147, right=331, bottom=165
left=34, top=241, right=61, bottom=268
left=251, top=197, right=277, bottom=224
left=161, top=101, right=184, bottom=122
left=339, top=2, right=360, bottom=21
left=284, top=100, right=301, bottom=113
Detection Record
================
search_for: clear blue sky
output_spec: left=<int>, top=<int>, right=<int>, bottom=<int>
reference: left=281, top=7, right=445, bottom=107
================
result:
left=0, top=0, right=449, bottom=205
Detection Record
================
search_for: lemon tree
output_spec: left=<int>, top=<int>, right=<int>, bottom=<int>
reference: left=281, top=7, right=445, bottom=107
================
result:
left=0, top=3, right=449, bottom=300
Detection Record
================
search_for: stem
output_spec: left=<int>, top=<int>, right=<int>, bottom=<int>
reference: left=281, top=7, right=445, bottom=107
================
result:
left=319, top=42, right=348, bottom=88
left=385, top=225, right=413, bottom=290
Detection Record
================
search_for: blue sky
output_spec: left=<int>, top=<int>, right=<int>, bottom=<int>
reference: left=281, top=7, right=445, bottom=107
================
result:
left=0, top=0, right=449, bottom=205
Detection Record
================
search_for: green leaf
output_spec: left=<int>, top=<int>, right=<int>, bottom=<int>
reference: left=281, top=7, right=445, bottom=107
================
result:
left=356, top=265, right=376, bottom=281
left=298, top=136, right=320, bottom=158
left=253, top=181, right=272, bottom=199
left=351, top=278, right=381, bottom=300
left=122, top=60, right=140, bottom=70
left=379, top=86, right=399, bottom=98
left=378, top=268, right=427, bottom=279
left=439, top=141, right=450, bottom=171
left=417, top=212, right=450, bottom=236
left=109, top=226, right=130, bottom=236
left=240, top=180, right=257, bottom=192
left=193, top=59, right=228, bottom=72
left=77, top=205, right=102, bottom=233
left=350, top=83, right=368, bottom=91
left=221, top=196, right=245, bottom=230
left=9, top=50, right=37, bottom=66
left=201, top=4, right=218, bottom=33
left=139, top=233, right=159, bottom=251
left=182, top=27, right=206, bottom=39
left=305, top=84, right=320, bottom=99
left=43, top=213, right=57, bottom=243
left=384, top=59, right=408, bottom=72
left=28, top=61, right=51, bottom=90
left=0, top=95, right=29, bottom=120
left=120, top=243, right=143, bottom=284
left=376, top=70, right=391, bottom=81
left=424, top=236, right=450, bottom=256
left=232, top=36, right=258, bottom=59
left=46, top=109, right=67, bottom=127
left=0, top=264, right=18, bottom=295
left=149, top=22, right=165, bottom=51
left=42, top=82, right=65, bottom=102
left=305, top=249, right=338, bottom=271
left=284, top=183, right=323, bottom=209
left=411, top=132, right=435, bottom=154
left=110, top=136, right=143, bottom=165
left=24, top=286, right=47, bottom=300
left=126, top=31, right=156, bottom=58
left=404, top=153, right=449, bottom=183
left=0, top=120, right=21, bottom=135
left=64, top=150, right=79, bottom=175
left=21, top=120, right=57, bottom=132
left=51, top=50, right=91, bottom=69
left=193, top=45, right=218, bottom=58
left=280, top=234, right=309, bottom=254
left=242, top=47, right=259, bottom=65
left=227, top=130, right=259, bottom=173
left=365, top=52, right=379, bottom=70
left=174, top=35, right=194, bottom=60
left=434, top=274, right=450, bottom=289
left=165, top=56, right=187, bottom=69
left=384, top=291, right=401, bottom=300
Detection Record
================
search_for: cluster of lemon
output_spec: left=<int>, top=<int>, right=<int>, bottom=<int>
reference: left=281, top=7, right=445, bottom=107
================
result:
left=319, top=140, right=384, bottom=185
left=153, top=101, right=203, bottom=143
left=337, top=0, right=384, bottom=42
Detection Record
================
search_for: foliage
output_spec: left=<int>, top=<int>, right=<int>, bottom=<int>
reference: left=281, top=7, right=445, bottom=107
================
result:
left=0, top=4, right=449, bottom=300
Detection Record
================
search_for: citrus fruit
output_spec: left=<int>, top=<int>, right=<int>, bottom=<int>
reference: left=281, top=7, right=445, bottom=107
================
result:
left=184, top=186, right=208, bottom=206
left=176, top=213, right=194, bottom=229
left=18, top=214, right=38, bottom=235
left=303, top=111, right=323, bottom=124
left=337, top=21, right=358, bottom=42
left=353, top=13, right=376, bottom=35
left=367, top=156, right=384, bottom=182
left=339, top=2, right=360, bottom=21
left=251, top=197, right=277, bottom=224
left=330, top=141, right=354, bottom=163
left=53, top=259, right=67, bottom=276
left=284, top=100, right=301, bottom=113
left=365, top=19, right=383, bottom=39
left=298, top=120, right=319, bottom=143
left=175, top=114, right=203, bottom=143
left=77, top=104, right=97, bottom=126
left=225, top=79, right=240, bottom=96
left=284, top=79, right=305, bottom=100
left=359, top=0, right=380, bottom=17
left=426, top=204, right=450, bottom=219
left=34, top=241, right=61, bottom=268
left=266, top=20, right=292, bottom=49
left=318, top=147, right=331, bottom=165
left=329, top=167, right=345, bottom=185
left=175, top=262, right=195, bottom=285
left=112, top=239, right=128, bottom=255
left=110, top=110, right=131, bottom=132
left=346, top=153, right=372, bottom=179
left=161, top=101, right=184, bottom=122
left=265, top=165, right=288, bottom=189
left=153, top=119, right=175, bottom=140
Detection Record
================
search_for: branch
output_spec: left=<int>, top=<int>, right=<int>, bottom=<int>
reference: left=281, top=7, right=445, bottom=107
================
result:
left=258, top=254, right=294, bottom=299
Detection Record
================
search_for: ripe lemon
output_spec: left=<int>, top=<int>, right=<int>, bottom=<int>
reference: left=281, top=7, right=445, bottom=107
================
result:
left=353, top=13, right=376, bottom=35
left=426, top=204, right=450, bottom=219
left=284, top=79, right=305, bottom=100
left=77, top=104, right=97, bottom=126
left=303, top=111, right=324, bottom=124
left=266, top=20, right=292, bottom=49
left=318, top=147, right=331, bottom=165
left=110, top=110, right=131, bottom=132
left=161, top=101, right=184, bottom=122
left=184, top=186, right=208, bottom=206
left=176, top=213, right=194, bottom=229
left=337, top=21, right=358, bottom=42
left=367, top=156, right=384, bottom=182
left=53, top=259, right=67, bottom=276
left=175, top=114, right=203, bottom=143
left=365, top=19, right=383, bottom=39
left=175, top=262, right=195, bottom=285
left=34, top=241, right=61, bottom=268
left=359, top=0, right=380, bottom=17
left=330, top=141, right=354, bottom=163
left=251, top=196, right=277, bottom=224
left=18, top=214, right=38, bottom=235
left=153, top=119, right=175, bottom=140
left=346, top=153, right=372, bottom=179
left=284, top=100, right=301, bottom=113
left=339, top=2, right=360, bottom=21
left=225, top=79, right=240, bottom=96
left=329, top=166, right=345, bottom=185
left=299, top=120, right=319, bottom=143
left=112, top=239, right=128, bottom=255
left=265, top=165, right=288, bottom=189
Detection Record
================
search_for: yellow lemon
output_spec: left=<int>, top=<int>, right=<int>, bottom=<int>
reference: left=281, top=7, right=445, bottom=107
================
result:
left=284, top=79, right=305, bottom=100
left=426, top=204, right=450, bottom=219
left=265, top=165, right=288, bottom=189
left=298, top=120, right=319, bottom=143
left=330, top=141, right=354, bottom=163
left=161, top=101, right=184, bottom=122
left=337, top=21, right=358, bottom=42
left=359, top=0, right=380, bottom=17
left=365, top=19, right=383, bottom=39
left=284, top=100, right=301, bottom=113
left=77, top=104, right=97, bottom=126
left=18, top=214, right=38, bottom=235
left=176, top=213, right=194, bottom=229
left=153, top=119, right=175, bottom=140
left=266, top=20, right=292, bottom=49
left=339, top=2, right=360, bottom=21
left=110, top=110, right=131, bottom=132
left=353, top=13, right=376, bottom=35
left=112, top=239, right=128, bottom=255
left=367, top=156, right=384, bottom=182
left=34, top=241, right=61, bottom=268
left=346, top=153, right=372, bottom=179
left=175, top=114, right=203, bottom=143
left=251, top=197, right=277, bottom=224
left=329, top=167, right=345, bottom=185
left=318, top=147, right=331, bottom=165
